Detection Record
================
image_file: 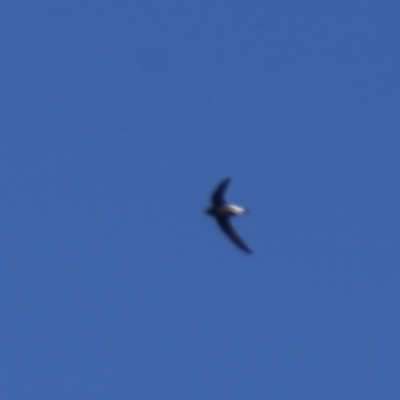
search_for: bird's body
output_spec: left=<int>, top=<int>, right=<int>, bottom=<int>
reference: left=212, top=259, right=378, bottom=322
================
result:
left=206, top=178, right=252, bottom=253
left=207, top=203, right=247, bottom=216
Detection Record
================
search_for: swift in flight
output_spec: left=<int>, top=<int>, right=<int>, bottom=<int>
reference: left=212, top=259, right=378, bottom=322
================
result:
left=206, top=178, right=252, bottom=253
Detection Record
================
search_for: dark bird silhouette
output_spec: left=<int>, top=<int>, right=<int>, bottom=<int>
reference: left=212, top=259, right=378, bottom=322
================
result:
left=206, top=178, right=252, bottom=253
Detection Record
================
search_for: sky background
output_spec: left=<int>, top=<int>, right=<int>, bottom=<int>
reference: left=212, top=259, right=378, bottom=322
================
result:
left=1, top=1, right=400, bottom=399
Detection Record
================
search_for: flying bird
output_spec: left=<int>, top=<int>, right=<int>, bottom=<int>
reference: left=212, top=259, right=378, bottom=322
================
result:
left=206, top=178, right=252, bottom=253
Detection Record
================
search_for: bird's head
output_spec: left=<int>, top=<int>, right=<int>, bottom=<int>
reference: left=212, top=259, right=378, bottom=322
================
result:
left=205, top=206, right=215, bottom=216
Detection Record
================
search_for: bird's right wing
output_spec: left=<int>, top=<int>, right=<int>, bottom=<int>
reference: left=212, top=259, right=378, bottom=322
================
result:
left=216, top=217, right=252, bottom=253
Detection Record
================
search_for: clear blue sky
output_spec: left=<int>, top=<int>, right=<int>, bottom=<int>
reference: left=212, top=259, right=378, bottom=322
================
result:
left=1, top=2, right=399, bottom=399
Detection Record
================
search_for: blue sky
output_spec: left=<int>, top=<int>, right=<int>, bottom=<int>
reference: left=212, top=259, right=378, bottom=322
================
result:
left=1, top=2, right=399, bottom=399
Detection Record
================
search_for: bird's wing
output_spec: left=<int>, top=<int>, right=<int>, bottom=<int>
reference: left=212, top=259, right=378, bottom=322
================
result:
left=216, top=216, right=252, bottom=253
left=211, top=178, right=231, bottom=206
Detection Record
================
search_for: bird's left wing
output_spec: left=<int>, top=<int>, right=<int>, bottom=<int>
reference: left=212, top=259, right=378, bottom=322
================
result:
left=211, top=178, right=231, bottom=206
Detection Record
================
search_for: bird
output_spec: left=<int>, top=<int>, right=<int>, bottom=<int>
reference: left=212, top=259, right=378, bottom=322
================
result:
left=206, top=178, right=252, bottom=253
